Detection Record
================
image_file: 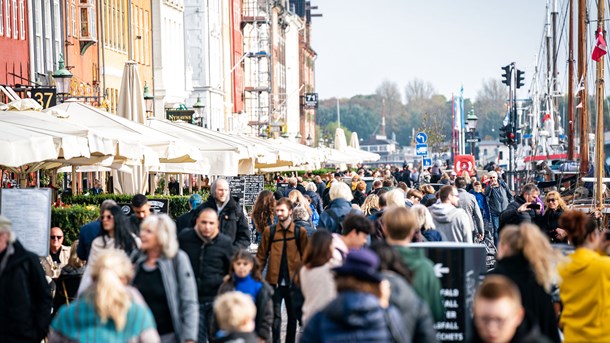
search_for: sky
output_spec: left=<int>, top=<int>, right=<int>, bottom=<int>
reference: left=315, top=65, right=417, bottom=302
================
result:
left=311, top=1, right=551, bottom=101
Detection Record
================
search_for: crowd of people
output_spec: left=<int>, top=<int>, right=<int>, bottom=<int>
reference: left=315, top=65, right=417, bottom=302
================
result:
left=1, top=164, right=610, bottom=343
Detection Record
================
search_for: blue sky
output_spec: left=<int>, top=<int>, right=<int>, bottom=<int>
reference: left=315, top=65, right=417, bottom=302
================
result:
left=312, top=1, right=550, bottom=101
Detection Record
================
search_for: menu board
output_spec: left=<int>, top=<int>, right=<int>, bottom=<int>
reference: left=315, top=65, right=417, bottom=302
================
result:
left=222, top=175, right=264, bottom=207
left=0, top=188, right=52, bottom=257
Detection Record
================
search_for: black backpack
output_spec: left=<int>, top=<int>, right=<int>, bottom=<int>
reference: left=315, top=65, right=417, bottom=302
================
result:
left=267, top=223, right=303, bottom=257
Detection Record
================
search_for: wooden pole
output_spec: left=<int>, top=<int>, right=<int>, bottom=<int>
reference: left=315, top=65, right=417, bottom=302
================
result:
left=567, top=0, right=575, bottom=160
left=595, top=0, right=605, bottom=209
left=578, top=0, right=589, bottom=177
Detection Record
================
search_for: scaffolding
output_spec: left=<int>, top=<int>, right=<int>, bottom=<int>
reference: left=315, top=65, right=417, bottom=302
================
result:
left=242, top=0, right=272, bottom=137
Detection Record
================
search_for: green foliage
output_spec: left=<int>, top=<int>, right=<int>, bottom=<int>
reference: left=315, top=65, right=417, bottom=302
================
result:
left=61, top=192, right=210, bottom=219
left=51, top=205, right=99, bottom=245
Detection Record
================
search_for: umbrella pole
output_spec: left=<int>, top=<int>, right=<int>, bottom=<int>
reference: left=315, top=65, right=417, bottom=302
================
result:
left=179, top=174, right=184, bottom=196
left=189, top=174, right=193, bottom=194
left=71, top=166, right=77, bottom=195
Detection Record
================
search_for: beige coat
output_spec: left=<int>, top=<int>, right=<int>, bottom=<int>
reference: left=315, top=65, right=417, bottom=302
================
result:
left=40, top=245, right=71, bottom=278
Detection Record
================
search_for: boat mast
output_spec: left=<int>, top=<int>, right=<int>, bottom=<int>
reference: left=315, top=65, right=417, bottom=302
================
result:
left=552, top=0, right=559, bottom=135
left=594, top=0, right=605, bottom=209
left=578, top=0, right=589, bottom=177
left=567, top=0, right=575, bottom=160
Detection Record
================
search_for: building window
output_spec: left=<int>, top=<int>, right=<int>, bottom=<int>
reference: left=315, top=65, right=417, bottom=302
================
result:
left=144, top=10, right=149, bottom=65
left=18, top=0, right=23, bottom=39
left=53, top=0, right=60, bottom=56
left=11, top=0, right=16, bottom=38
left=79, top=0, right=96, bottom=40
left=0, top=0, right=3, bottom=36
left=34, top=0, right=42, bottom=72
left=5, top=0, right=10, bottom=38
left=71, top=0, right=76, bottom=37
left=44, top=0, right=52, bottom=71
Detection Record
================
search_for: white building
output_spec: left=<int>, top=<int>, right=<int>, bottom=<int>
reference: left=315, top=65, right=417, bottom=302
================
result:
left=152, top=0, right=187, bottom=119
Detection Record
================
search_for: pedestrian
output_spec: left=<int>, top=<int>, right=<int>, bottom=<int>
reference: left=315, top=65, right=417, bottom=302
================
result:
left=169, top=176, right=180, bottom=195
left=90, top=179, right=103, bottom=195
left=369, top=241, right=438, bottom=342
left=299, top=230, right=336, bottom=326
left=0, top=215, right=53, bottom=342
left=384, top=206, right=445, bottom=322
left=412, top=204, right=444, bottom=241
left=287, top=190, right=313, bottom=219
left=194, top=178, right=251, bottom=249
left=304, top=182, right=323, bottom=215
left=406, top=189, right=423, bottom=207
left=216, top=250, right=273, bottom=342
left=455, top=177, right=484, bottom=241
left=360, top=194, right=380, bottom=216
left=283, top=177, right=299, bottom=197
left=470, top=181, right=491, bottom=236
left=370, top=179, right=383, bottom=196
left=499, top=183, right=541, bottom=231
left=251, top=190, right=277, bottom=245
left=352, top=180, right=367, bottom=207
left=300, top=249, right=408, bottom=343
left=439, top=172, right=450, bottom=185
left=49, top=250, right=160, bottom=343
left=53, top=240, right=85, bottom=317
left=133, top=214, right=199, bottom=343
left=484, top=171, right=513, bottom=244
left=78, top=205, right=141, bottom=295
left=372, top=188, right=406, bottom=241
left=319, top=182, right=360, bottom=233
left=313, top=175, right=326, bottom=200
left=41, top=226, right=71, bottom=279
left=557, top=210, right=610, bottom=342
left=212, top=292, right=259, bottom=343
left=488, top=223, right=562, bottom=342
left=330, top=213, right=374, bottom=264
left=419, top=184, right=436, bottom=205
left=430, top=162, right=442, bottom=183
left=471, top=275, right=552, bottom=343
left=76, top=199, right=117, bottom=261
left=535, top=191, right=568, bottom=243
left=292, top=205, right=316, bottom=237
left=255, top=198, right=308, bottom=343
left=429, top=185, right=473, bottom=243
left=176, top=194, right=203, bottom=234
left=130, top=194, right=153, bottom=235
left=179, top=208, right=233, bottom=343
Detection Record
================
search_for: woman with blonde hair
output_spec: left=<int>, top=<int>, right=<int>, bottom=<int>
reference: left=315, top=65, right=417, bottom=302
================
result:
left=419, top=184, right=436, bottom=205
left=288, top=190, right=312, bottom=217
left=411, top=205, right=443, bottom=242
left=535, top=191, right=568, bottom=243
left=49, top=250, right=160, bottom=342
left=132, top=214, right=199, bottom=343
left=360, top=194, right=380, bottom=216
left=488, top=223, right=562, bottom=342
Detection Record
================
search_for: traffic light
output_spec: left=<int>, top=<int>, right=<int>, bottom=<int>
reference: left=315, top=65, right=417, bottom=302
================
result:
left=499, top=124, right=515, bottom=146
left=501, top=65, right=512, bottom=86
left=516, top=69, right=525, bottom=89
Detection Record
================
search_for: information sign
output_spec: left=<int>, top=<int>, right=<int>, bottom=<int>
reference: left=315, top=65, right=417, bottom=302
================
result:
left=416, top=132, right=428, bottom=144
left=416, top=143, right=428, bottom=156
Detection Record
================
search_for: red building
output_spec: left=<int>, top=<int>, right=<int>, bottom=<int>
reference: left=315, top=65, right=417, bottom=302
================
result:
left=0, top=0, right=29, bottom=96
left=230, top=0, right=244, bottom=113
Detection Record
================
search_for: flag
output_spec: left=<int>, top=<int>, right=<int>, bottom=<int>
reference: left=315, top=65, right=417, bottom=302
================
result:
left=592, top=29, right=607, bottom=62
left=502, top=109, right=510, bottom=126
left=542, top=113, right=551, bottom=122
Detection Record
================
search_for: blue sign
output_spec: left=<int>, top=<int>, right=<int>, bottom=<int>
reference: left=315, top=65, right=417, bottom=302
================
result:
left=423, top=158, right=432, bottom=167
left=416, top=143, right=428, bottom=156
left=416, top=132, right=428, bottom=144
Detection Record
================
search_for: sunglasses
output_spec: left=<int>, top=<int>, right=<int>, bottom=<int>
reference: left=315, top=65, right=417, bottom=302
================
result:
left=50, top=235, right=63, bottom=240
left=548, top=198, right=557, bottom=202
left=102, top=215, right=113, bottom=220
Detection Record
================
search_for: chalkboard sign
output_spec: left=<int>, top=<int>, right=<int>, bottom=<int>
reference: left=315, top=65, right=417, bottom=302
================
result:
left=118, top=198, right=170, bottom=217
left=410, top=243, right=487, bottom=343
left=221, top=175, right=264, bottom=207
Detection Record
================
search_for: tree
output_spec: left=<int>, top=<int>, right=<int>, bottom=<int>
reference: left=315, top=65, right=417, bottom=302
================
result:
left=405, top=78, right=436, bottom=106
left=474, top=78, right=509, bottom=140
left=417, top=112, right=449, bottom=154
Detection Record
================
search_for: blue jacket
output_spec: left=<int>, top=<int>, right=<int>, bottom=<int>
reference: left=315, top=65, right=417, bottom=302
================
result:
left=300, top=291, right=409, bottom=343
left=76, top=220, right=101, bottom=261
left=470, top=190, right=491, bottom=221
left=319, top=198, right=359, bottom=233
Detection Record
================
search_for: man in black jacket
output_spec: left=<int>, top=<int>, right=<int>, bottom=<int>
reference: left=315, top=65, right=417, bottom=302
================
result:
left=499, top=183, right=540, bottom=232
left=0, top=215, right=53, bottom=342
left=194, top=178, right=251, bottom=249
left=179, top=208, right=233, bottom=343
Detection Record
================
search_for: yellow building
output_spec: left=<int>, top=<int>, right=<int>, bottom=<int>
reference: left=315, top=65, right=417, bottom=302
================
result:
left=99, top=0, right=152, bottom=113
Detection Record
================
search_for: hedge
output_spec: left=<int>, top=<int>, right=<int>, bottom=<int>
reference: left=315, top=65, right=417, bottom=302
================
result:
left=51, top=205, right=99, bottom=245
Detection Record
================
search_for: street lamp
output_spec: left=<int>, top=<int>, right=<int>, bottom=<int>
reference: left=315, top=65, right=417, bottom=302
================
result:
left=193, top=96, right=206, bottom=127
left=52, top=55, right=73, bottom=97
left=318, top=137, right=324, bottom=148
left=143, top=82, right=154, bottom=117
left=466, top=110, right=479, bottom=157
left=295, top=132, right=302, bottom=142
left=306, top=133, right=312, bottom=146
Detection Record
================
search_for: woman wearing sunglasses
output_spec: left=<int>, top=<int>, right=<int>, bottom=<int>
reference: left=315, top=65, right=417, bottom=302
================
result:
left=535, top=191, right=568, bottom=244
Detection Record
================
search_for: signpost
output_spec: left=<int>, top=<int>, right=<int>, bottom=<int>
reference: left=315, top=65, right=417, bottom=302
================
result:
left=423, top=158, right=432, bottom=167
left=416, top=131, right=428, bottom=144
left=416, top=143, right=428, bottom=156
left=304, top=93, right=318, bottom=109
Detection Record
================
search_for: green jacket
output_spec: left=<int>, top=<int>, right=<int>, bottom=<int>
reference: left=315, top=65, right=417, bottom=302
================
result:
left=393, top=245, right=445, bottom=322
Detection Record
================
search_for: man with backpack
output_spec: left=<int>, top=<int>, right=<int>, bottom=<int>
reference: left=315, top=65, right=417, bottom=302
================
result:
left=256, top=198, right=309, bottom=343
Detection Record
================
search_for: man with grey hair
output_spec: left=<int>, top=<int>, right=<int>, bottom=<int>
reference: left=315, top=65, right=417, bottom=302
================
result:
left=76, top=199, right=118, bottom=260
left=283, top=177, right=299, bottom=197
left=0, top=215, right=52, bottom=341
left=194, top=178, right=250, bottom=249
left=484, top=171, right=513, bottom=244
left=319, top=182, right=361, bottom=233
left=499, top=183, right=541, bottom=231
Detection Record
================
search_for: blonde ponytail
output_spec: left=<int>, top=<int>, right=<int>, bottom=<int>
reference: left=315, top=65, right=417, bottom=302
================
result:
left=88, top=250, right=133, bottom=330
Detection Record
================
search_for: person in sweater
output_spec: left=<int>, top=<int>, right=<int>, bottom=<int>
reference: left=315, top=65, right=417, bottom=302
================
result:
left=384, top=206, right=445, bottom=322
left=488, top=223, right=562, bottom=342
left=213, top=292, right=259, bottom=343
left=429, top=185, right=472, bottom=243
left=455, top=177, right=484, bottom=241
left=557, top=210, right=610, bottom=342
left=471, top=275, right=552, bottom=343
left=300, top=230, right=336, bottom=325
left=179, top=208, right=233, bottom=343
left=217, top=250, right=273, bottom=342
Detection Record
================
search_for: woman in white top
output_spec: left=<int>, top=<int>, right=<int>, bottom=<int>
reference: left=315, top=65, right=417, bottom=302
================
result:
left=299, top=230, right=336, bottom=325
left=78, top=205, right=140, bottom=294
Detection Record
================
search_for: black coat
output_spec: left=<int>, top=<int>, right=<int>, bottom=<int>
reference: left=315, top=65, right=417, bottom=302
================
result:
left=499, top=195, right=540, bottom=231
left=535, top=209, right=566, bottom=243
left=487, top=254, right=560, bottom=343
left=176, top=209, right=197, bottom=234
left=178, top=229, right=233, bottom=302
left=351, top=190, right=366, bottom=207
left=0, top=240, right=53, bottom=342
left=194, top=197, right=251, bottom=249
